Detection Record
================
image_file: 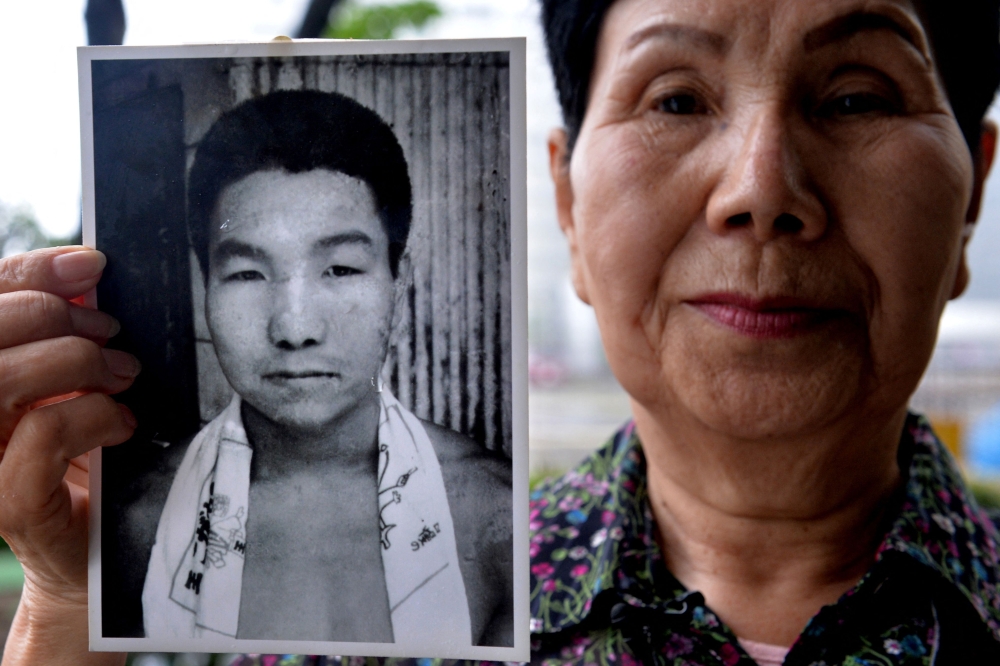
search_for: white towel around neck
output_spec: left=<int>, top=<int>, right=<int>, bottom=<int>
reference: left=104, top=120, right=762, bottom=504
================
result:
left=141, top=389, right=472, bottom=648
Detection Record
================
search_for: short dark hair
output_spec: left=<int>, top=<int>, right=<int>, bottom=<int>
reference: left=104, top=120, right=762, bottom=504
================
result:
left=541, top=0, right=1000, bottom=153
left=188, top=89, right=412, bottom=278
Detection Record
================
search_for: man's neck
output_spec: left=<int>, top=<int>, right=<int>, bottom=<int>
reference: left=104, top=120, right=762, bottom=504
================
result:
left=633, top=401, right=905, bottom=647
left=241, top=394, right=381, bottom=479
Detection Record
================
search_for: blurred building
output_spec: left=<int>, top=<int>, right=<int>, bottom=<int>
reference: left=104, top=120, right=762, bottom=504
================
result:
left=912, top=300, right=1000, bottom=472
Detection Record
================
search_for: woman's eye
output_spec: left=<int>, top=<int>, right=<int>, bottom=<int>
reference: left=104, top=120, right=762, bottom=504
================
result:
left=819, top=92, right=897, bottom=118
left=224, top=270, right=265, bottom=282
left=657, top=93, right=704, bottom=115
left=324, top=265, right=362, bottom=277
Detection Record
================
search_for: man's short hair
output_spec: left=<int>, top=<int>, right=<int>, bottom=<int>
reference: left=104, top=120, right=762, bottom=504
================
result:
left=541, top=0, right=1000, bottom=153
left=188, top=89, right=412, bottom=278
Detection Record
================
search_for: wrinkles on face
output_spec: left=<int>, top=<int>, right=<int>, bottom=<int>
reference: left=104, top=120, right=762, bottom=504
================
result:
left=564, top=0, right=975, bottom=441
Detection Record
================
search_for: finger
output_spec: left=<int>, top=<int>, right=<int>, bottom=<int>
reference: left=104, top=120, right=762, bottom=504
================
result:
left=0, top=338, right=139, bottom=435
left=0, top=247, right=106, bottom=300
left=32, top=391, right=86, bottom=410
left=65, top=453, right=89, bottom=491
left=0, top=290, right=120, bottom=350
left=0, top=394, right=135, bottom=526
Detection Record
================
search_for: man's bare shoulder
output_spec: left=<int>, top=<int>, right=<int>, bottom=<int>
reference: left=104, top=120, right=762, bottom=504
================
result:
left=421, top=419, right=513, bottom=646
left=420, top=419, right=511, bottom=541
left=421, top=420, right=512, bottom=489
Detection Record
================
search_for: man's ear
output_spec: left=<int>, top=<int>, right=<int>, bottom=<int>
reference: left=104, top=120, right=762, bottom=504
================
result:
left=549, top=128, right=591, bottom=305
left=952, top=121, right=998, bottom=299
left=391, top=249, right=412, bottom=331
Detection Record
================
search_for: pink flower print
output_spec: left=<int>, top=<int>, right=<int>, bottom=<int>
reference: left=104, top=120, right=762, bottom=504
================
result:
left=531, top=562, right=555, bottom=579
left=885, top=639, right=902, bottom=655
left=569, top=546, right=589, bottom=560
left=530, top=542, right=541, bottom=558
left=602, top=510, right=616, bottom=526
left=932, top=513, right=956, bottom=535
left=564, top=527, right=580, bottom=539
left=663, top=634, right=694, bottom=658
left=530, top=521, right=543, bottom=532
left=530, top=508, right=541, bottom=521
left=620, top=653, right=639, bottom=666
left=543, top=579, right=557, bottom=592
left=529, top=618, right=543, bottom=633
left=591, top=528, right=608, bottom=548
left=571, top=564, right=590, bottom=578
left=623, top=479, right=637, bottom=493
left=937, top=489, right=952, bottom=503
left=609, top=526, right=625, bottom=540
left=558, top=495, right=584, bottom=512
left=719, top=642, right=740, bottom=666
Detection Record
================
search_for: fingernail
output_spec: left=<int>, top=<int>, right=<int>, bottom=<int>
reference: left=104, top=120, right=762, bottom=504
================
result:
left=118, top=404, right=137, bottom=429
left=102, top=349, right=141, bottom=378
left=108, top=317, right=121, bottom=338
left=52, top=250, right=106, bottom=283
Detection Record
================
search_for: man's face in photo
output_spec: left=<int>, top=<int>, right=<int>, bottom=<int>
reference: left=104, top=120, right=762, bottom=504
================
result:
left=205, top=168, right=396, bottom=433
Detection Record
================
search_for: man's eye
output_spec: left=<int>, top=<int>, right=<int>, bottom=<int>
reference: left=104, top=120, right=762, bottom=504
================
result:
left=657, top=93, right=704, bottom=115
left=224, top=270, right=265, bottom=282
left=323, top=265, right=362, bottom=277
left=819, top=93, right=896, bottom=117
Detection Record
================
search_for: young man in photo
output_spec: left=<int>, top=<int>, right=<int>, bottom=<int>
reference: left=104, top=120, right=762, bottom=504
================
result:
left=136, top=90, right=513, bottom=646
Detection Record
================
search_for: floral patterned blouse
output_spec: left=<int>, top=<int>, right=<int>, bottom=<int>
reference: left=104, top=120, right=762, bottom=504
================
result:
left=234, top=413, right=1000, bottom=665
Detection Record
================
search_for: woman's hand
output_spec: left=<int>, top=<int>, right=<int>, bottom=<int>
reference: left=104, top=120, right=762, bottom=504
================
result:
left=0, top=247, right=139, bottom=665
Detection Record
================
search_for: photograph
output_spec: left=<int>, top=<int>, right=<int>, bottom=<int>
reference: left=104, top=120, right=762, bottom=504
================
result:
left=80, top=38, right=528, bottom=661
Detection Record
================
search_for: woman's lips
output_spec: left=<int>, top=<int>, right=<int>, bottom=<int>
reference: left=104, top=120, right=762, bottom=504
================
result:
left=687, top=294, right=838, bottom=339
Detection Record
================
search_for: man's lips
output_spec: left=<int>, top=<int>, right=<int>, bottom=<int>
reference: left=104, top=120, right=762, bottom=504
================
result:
left=686, top=293, right=841, bottom=338
left=262, top=370, right=341, bottom=383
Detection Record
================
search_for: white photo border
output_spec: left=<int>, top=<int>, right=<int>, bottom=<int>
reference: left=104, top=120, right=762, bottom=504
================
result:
left=81, top=37, right=529, bottom=661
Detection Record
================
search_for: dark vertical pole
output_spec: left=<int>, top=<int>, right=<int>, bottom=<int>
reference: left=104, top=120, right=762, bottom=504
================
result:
left=295, top=0, right=344, bottom=38
left=84, top=0, right=126, bottom=46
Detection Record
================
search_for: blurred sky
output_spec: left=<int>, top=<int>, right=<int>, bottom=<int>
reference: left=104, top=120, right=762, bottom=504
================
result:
left=0, top=0, right=998, bottom=302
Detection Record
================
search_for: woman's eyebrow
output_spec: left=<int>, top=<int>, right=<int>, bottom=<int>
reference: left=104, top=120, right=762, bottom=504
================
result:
left=623, top=22, right=729, bottom=56
left=803, top=9, right=930, bottom=64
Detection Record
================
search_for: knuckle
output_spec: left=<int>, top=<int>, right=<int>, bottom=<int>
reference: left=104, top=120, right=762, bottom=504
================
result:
left=0, top=253, right=32, bottom=291
left=16, top=291, right=70, bottom=333
left=17, top=407, right=67, bottom=451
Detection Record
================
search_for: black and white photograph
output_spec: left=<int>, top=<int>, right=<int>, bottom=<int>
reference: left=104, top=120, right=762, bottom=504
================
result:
left=80, top=39, right=527, bottom=660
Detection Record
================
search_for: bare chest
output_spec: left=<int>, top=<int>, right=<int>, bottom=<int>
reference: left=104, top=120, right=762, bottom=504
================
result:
left=235, top=469, right=393, bottom=641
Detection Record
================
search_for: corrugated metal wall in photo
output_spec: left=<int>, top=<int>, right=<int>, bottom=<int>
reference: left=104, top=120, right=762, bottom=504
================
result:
left=188, top=53, right=513, bottom=457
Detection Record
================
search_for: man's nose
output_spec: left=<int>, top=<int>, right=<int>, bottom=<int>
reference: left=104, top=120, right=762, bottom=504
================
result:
left=705, top=104, right=827, bottom=242
left=267, top=277, right=327, bottom=350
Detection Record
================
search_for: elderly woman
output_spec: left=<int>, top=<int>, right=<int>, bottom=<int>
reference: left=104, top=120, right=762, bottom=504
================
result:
left=2, top=0, right=1000, bottom=664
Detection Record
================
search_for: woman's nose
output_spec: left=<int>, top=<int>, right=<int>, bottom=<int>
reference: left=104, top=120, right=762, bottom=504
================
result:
left=267, top=277, right=327, bottom=350
left=705, top=105, right=827, bottom=242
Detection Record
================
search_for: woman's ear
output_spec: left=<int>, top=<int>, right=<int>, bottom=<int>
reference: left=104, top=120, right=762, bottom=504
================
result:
left=966, top=120, right=997, bottom=224
left=951, top=121, right=998, bottom=300
left=549, top=128, right=591, bottom=305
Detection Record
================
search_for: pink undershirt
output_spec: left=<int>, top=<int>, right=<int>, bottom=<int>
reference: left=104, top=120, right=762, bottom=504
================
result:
left=737, top=637, right=791, bottom=666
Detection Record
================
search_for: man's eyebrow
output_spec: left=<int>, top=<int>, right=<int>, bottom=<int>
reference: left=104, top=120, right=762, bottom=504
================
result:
left=212, top=239, right=268, bottom=263
left=624, top=22, right=729, bottom=56
left=803, top=9, right=930, bottom=63
left=314, top=231, right=375, bottom=250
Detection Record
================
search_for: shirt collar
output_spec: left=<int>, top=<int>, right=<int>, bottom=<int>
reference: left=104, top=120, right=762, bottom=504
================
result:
left=529, top=413, right=1000, bottom=639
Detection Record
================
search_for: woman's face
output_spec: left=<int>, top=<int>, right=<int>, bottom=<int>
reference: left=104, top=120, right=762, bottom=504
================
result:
left=554, top=0, right=994, bottom=439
